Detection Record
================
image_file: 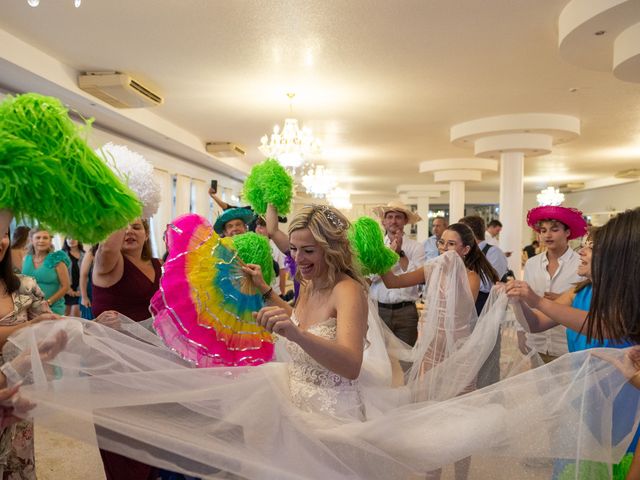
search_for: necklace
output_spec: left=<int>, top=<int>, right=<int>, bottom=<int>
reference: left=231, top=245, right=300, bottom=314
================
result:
left=33, top=254, right=46, bottom=268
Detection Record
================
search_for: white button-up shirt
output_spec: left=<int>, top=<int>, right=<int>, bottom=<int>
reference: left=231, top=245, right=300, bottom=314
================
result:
left=523, top=247, right=583, bottom=357
left=485, top=230, right=499, bottom=246
left=270, top=240, right=287, bottom=295
left=370, top=235, right=426, bottom=304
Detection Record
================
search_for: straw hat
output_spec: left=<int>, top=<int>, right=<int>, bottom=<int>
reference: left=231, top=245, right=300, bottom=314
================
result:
left=372, top=201, right=422, bottom=225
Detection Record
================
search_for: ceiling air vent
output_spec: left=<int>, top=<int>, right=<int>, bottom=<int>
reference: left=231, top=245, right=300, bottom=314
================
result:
left=206, top=142, right=246, bottom=158
left=614, top=168, right=640, bottom=179
left=78, top=72, right=163, bottom=108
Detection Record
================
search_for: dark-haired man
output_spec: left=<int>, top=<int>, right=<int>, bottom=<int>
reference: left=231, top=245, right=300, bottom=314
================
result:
left=520, top=205, right=587, bottom=363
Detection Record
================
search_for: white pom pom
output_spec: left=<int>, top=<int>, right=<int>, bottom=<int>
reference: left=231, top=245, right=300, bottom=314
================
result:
left=97, top=143, right=161, bottom=218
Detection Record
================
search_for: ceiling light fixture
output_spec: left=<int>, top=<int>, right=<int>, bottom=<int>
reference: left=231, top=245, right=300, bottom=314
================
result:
left=536, top=186, right=565, bottom=206
left=259, top=93, right=321, bottom=172
left=327, top=187, right=352, bottom=210
left=301, top=165, right=336, bottom=199
left=27, top=0, right=83, bottom=6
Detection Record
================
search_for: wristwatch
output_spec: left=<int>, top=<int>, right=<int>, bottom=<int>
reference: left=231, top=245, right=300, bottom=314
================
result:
left=398, top=250, right=406, bottom=258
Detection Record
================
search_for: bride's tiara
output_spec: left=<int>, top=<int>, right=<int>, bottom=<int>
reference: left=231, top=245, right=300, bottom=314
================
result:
left=308, top=204, right=347, bottom=231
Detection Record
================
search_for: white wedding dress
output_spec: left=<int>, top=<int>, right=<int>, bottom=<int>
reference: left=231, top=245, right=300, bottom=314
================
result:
left=4, top=252, right=639, bottom=479
left=286, top=316, right=365, bottom=422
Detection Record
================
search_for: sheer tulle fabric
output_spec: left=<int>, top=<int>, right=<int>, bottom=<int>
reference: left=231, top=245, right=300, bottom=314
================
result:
left=3, top=253, right=639, bottom=479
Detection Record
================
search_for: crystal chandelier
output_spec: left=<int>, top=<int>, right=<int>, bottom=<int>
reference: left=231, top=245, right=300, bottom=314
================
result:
left=28, top=0, right=82, bottom=6
left=259, top=94, right=321, bottom=171
left=301, top=165, right=337, bottom=199
left=536, top=186, right=565, bottom=206
left=327, top=188, right=352, bottom=210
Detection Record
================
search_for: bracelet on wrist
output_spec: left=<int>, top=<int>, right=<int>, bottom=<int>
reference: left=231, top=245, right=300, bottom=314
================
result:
left=261, top=288, right=273, bottom=301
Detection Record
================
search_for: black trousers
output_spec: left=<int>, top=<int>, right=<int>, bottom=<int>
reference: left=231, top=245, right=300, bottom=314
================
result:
left=377, top=302, right=419, bottom=347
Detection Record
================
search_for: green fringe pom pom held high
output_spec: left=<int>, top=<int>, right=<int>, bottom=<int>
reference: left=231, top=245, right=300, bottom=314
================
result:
left=348, top=216, right=399, bottom=276
left=0, top=93, right=142, bottom=243
left=233, top=232, right=275, bottom=286
left=243, top=158, right=294, bottom=216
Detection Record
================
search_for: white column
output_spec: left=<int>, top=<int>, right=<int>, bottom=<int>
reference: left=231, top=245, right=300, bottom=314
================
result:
left=499, top=152, right=524, bottom=276
left=416, top=196, right=430, bottom=243
left=449, top=180, right=465, bottom=223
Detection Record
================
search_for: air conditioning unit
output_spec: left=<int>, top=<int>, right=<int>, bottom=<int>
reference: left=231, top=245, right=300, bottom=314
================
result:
left=206, top=142, right=246, bottom=158
left=559, top=182, right=585, bottom=193
left=78, top=72, right=163, bottom=108
left=615, top=168, right=640, bottom=179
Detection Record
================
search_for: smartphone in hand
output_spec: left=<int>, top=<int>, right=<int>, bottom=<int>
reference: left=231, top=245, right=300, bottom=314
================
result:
left=210, top=179, right=218, bottom=194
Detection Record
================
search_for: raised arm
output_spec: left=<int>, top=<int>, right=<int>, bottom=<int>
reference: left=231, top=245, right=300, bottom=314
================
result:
left=266, top=204, right=289, bottom=254
left=242, top=264, right=293, bottom=315
left=92, top=228, right=125, bottom=286
left=208, top=187, right=232, bottom=210
left=506, top=281, right=587, bottom=332
left=380, top=268, right=425, bottom=289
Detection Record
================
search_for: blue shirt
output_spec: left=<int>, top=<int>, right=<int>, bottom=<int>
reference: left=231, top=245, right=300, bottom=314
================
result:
left=423, top=235, right=439, bottom=260
left=566, top=285, right=633, bottom=352
left=566, top=283, right=638, bottom=455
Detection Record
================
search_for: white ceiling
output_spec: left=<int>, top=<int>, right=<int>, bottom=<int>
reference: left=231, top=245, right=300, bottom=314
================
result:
left=1, top=0, right=639, bottom=199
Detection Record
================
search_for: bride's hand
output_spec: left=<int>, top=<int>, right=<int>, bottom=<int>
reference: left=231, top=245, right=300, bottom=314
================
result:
left=242, top=264, right=269, bottom=294
left=254, top=306, right=301, bottom=342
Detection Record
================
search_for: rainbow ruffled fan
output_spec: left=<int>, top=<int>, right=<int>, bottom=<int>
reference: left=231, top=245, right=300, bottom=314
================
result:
left=150, top=214, right=274, bottom=366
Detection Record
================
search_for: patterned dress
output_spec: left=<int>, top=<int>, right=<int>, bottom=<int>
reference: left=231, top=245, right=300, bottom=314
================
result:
left=0, top=275, right=50, bottom=480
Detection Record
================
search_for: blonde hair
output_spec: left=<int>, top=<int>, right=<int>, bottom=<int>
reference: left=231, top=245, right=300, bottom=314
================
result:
left=288, top=205, right=367, bottom=291
left=27, top=227, right=54, bottom=255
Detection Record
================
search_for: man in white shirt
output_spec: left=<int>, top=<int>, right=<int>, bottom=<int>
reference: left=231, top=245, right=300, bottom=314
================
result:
left=423, top=216, right=447, bottom=260
left=370, top=201, right=425, bottom=346
left=520, top=205, right=588, bottom=362
left=485, top=219, right=502, bottom=247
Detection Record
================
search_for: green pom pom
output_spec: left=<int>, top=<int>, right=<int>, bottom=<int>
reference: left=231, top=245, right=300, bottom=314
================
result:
left=348, top=216, right=399, bottom=276
left=556, top=453, right=633, bottom=480
left=0, top=93, right=142, bottom=243
left=243, top=158, right=294, bottom=215
left=233, top=232, right=275, bottom=286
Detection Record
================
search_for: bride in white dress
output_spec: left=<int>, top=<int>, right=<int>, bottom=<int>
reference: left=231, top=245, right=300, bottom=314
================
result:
left=243, top=204, right=369, bottom=422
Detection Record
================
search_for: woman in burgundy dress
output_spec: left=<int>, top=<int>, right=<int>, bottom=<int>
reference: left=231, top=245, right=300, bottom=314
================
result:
left=91, top=217, right=162, bottom=480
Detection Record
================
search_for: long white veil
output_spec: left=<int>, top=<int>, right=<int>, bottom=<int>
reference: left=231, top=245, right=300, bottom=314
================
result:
left=4, top=253, right=639, bottom=479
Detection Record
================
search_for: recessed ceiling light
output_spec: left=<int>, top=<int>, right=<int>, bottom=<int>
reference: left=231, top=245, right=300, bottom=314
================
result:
left=594, top=30, right=606, bottom=36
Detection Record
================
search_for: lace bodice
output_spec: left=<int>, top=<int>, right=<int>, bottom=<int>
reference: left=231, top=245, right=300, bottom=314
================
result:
left=285, top=316, right=365, bottom=422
